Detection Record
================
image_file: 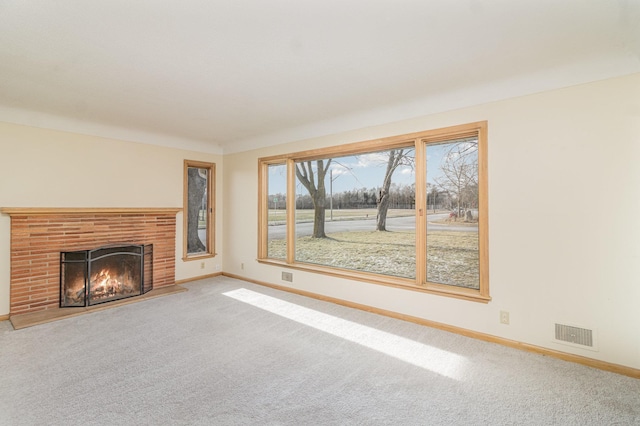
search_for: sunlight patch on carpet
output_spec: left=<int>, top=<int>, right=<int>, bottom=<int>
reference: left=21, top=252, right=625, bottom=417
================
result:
left=223, top=288, right=467, bottom=380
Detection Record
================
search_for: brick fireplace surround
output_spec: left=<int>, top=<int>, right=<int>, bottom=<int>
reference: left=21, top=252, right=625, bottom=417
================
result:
left=1, top=208, right=181, bottom=316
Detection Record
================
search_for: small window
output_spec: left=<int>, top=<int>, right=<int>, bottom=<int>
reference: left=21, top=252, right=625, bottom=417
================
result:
left=183, top=160, right=215, bottom=260
left=267, top=163, right=287, bottom=260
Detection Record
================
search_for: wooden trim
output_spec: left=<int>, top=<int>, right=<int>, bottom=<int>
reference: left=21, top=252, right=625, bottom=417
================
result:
left=478, top=122, right=490, bottom=298
left=293, top=137, right=415, bottom=162
left=181, top=253, right=217, bottom=262
left=256, top=258, right=490, bottom=303
left=258, top=159, right=292, bottom=260
left=0, top=314, right=9, bottom=322
left=183, top=160, right=216, bottom=259
left=222, top=272, right=640, bottom=380
left=211, top=162, right=216, bottom=257
left=1, top=207, right=182, bottom=216
left=421, top=121, right=489, bottom=300
left=421, top=282, right=492, bottom=303
left=258, top=121, right=487, bottom=163
left=286, top=159, right=296, bottom=264
left=257, top=158, right=268, bottom=259
left=257, top=258, right=415, bottom=287
left=414, top=138, right=427, bottom=285
left=175, top=272, right=222, bottom=285
left=183, top=162, right=189, bottom=260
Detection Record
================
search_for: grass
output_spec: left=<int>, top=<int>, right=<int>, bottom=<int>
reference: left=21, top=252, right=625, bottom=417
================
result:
left=268, top=229, right=479, bottom=288
left=426, top=231, right=479, bottom=289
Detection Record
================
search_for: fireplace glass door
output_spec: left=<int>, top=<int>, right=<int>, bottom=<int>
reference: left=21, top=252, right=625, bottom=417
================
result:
left=61, top=245, right=149, bottom=307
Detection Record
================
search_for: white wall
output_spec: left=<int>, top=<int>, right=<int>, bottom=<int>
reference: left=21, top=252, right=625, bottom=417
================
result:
left=0, top=123, right=223, bottom=316
left=223, top=73, right=640, bottom=369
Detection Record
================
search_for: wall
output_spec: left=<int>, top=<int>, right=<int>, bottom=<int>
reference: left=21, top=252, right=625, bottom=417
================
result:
left=0, top=123, right=223, bottom=316
left=223, top=73, right=640, bottom=369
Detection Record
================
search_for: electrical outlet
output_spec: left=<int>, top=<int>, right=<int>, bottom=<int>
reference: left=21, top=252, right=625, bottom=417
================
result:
left=200, top=262, right=205, bottom=269
left=282, top=271, right=293, bottom=282
left=500, top=311, right=510, bottom=325
left=215, top=264, right=221, bottom=271
left=241, top=262, right=244, bottom=270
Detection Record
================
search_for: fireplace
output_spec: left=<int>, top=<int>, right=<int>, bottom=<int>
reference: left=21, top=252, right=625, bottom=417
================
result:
left=2, top=207, right=179, bottom=316
left=60, top=244, right=153, bottom=307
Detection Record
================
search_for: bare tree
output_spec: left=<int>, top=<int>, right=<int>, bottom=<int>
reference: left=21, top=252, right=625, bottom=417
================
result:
left=295, top=159, right=332, bottom=238
left=187, top=168, right=207, bottom=253
left=433, top=141, right=478, bottom=219
left=376, top=149, right=414, bottom=231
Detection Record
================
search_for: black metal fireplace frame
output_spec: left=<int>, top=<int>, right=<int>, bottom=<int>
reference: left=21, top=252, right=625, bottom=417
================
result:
left=60, top=244, right=153, bottom=308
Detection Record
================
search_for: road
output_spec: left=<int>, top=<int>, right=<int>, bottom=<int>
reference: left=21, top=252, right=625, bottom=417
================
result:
left=268, top=213, right=477, bottom=239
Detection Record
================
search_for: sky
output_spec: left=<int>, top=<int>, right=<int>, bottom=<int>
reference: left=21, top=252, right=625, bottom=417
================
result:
left=268, top=140, right=477, bottom=196
left=268, top=151, right=416, bottom=196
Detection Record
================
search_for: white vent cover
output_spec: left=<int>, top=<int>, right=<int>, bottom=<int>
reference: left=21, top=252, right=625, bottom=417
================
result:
left=555, top=323, right=593, bottom=347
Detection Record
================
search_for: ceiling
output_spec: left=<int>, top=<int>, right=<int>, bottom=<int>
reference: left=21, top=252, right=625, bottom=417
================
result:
left=1, top=1, right=638, bottom=154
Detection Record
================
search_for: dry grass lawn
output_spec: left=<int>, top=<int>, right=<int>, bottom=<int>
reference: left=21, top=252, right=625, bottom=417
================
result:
left=426, top=231, right=479, bottom=289
left=268, top=229, right=479, bottom=288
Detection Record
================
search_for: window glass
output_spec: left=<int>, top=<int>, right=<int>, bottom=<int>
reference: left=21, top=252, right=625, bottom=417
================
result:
left=184, top=161, right=215, bottom=258
left=426, top=138, right=479, bottom=289
left=267, top=164, right=287, bottom=259
left=294, top=148, right=416, bottom=278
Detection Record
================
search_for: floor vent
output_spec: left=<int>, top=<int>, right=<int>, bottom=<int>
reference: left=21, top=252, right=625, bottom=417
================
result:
left=555, top=323, right=593, bottom=347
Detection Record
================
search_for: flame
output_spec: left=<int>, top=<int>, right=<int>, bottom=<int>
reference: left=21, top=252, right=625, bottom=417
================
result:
left=92, top=269, right=112, bottom=291
left=63, top=261, right=140, bottom=306
left=90, top=268, right=131, bottom=299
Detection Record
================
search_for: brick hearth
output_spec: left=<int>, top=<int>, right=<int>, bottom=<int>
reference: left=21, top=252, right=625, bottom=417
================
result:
left=2, top=208, right=181, bottom=315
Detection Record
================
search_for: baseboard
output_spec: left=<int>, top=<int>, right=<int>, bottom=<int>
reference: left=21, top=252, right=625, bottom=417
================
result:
left=175, top=272, right=222, bottom=285
left=222, top=272, right=640, bottom=380
left=0, top=314, right=9, bottom=322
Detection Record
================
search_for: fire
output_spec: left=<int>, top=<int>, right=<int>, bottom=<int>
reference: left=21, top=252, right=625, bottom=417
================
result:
left=60, top=246, right=145, bottom=307
left=64, top=279, right=86, bottom=304
left=92, top=269, right=115, bottom=291
left=90, top=268, right=135, bottom=300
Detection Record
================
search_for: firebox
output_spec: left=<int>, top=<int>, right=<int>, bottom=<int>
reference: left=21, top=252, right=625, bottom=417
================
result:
left=60, top=245, right=153, bottom=307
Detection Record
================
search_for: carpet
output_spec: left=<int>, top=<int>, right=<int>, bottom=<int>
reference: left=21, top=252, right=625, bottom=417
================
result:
left=0, top=276, right=638, bottom=425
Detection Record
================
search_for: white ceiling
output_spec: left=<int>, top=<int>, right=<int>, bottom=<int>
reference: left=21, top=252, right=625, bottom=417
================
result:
left=1, top=1, right=639, bottom=154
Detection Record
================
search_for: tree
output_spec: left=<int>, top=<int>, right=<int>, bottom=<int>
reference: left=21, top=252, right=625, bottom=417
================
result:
left=427, top=184, right=438, bottom=213
left=376, top=149, right=414, bottom=231
left=433, top=141, right=478, bottom=219
left=295, top=159, right=332, bottom=238
left=187, top=167, right=207, bottom=253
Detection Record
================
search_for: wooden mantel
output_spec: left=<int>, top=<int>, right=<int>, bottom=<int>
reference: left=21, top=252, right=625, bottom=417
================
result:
left=1, top=207, right=182, bottom=216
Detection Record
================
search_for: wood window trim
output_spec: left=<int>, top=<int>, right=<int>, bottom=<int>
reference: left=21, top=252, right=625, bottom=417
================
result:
left=258, top=121, right=489, bottom=303
left=183, top=160, right=216, bottom=261
left=420, top=122, right=490, bottom=301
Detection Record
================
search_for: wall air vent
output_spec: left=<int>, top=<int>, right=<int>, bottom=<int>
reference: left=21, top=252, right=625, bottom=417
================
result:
left=554, top=323, right=594, bottom=348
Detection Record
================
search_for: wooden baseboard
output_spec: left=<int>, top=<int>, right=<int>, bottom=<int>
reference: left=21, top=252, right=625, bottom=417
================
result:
left=175, top=272, right=222, bottom=285
left=0, top=314, right=9, bottom=322
left=222, top=272, right=640, bottom=380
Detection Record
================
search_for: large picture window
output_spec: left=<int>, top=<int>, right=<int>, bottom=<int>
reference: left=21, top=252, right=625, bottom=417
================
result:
left=183, top=160, right=215, bottom=260
left=258, top=122, right=488, bottom=302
